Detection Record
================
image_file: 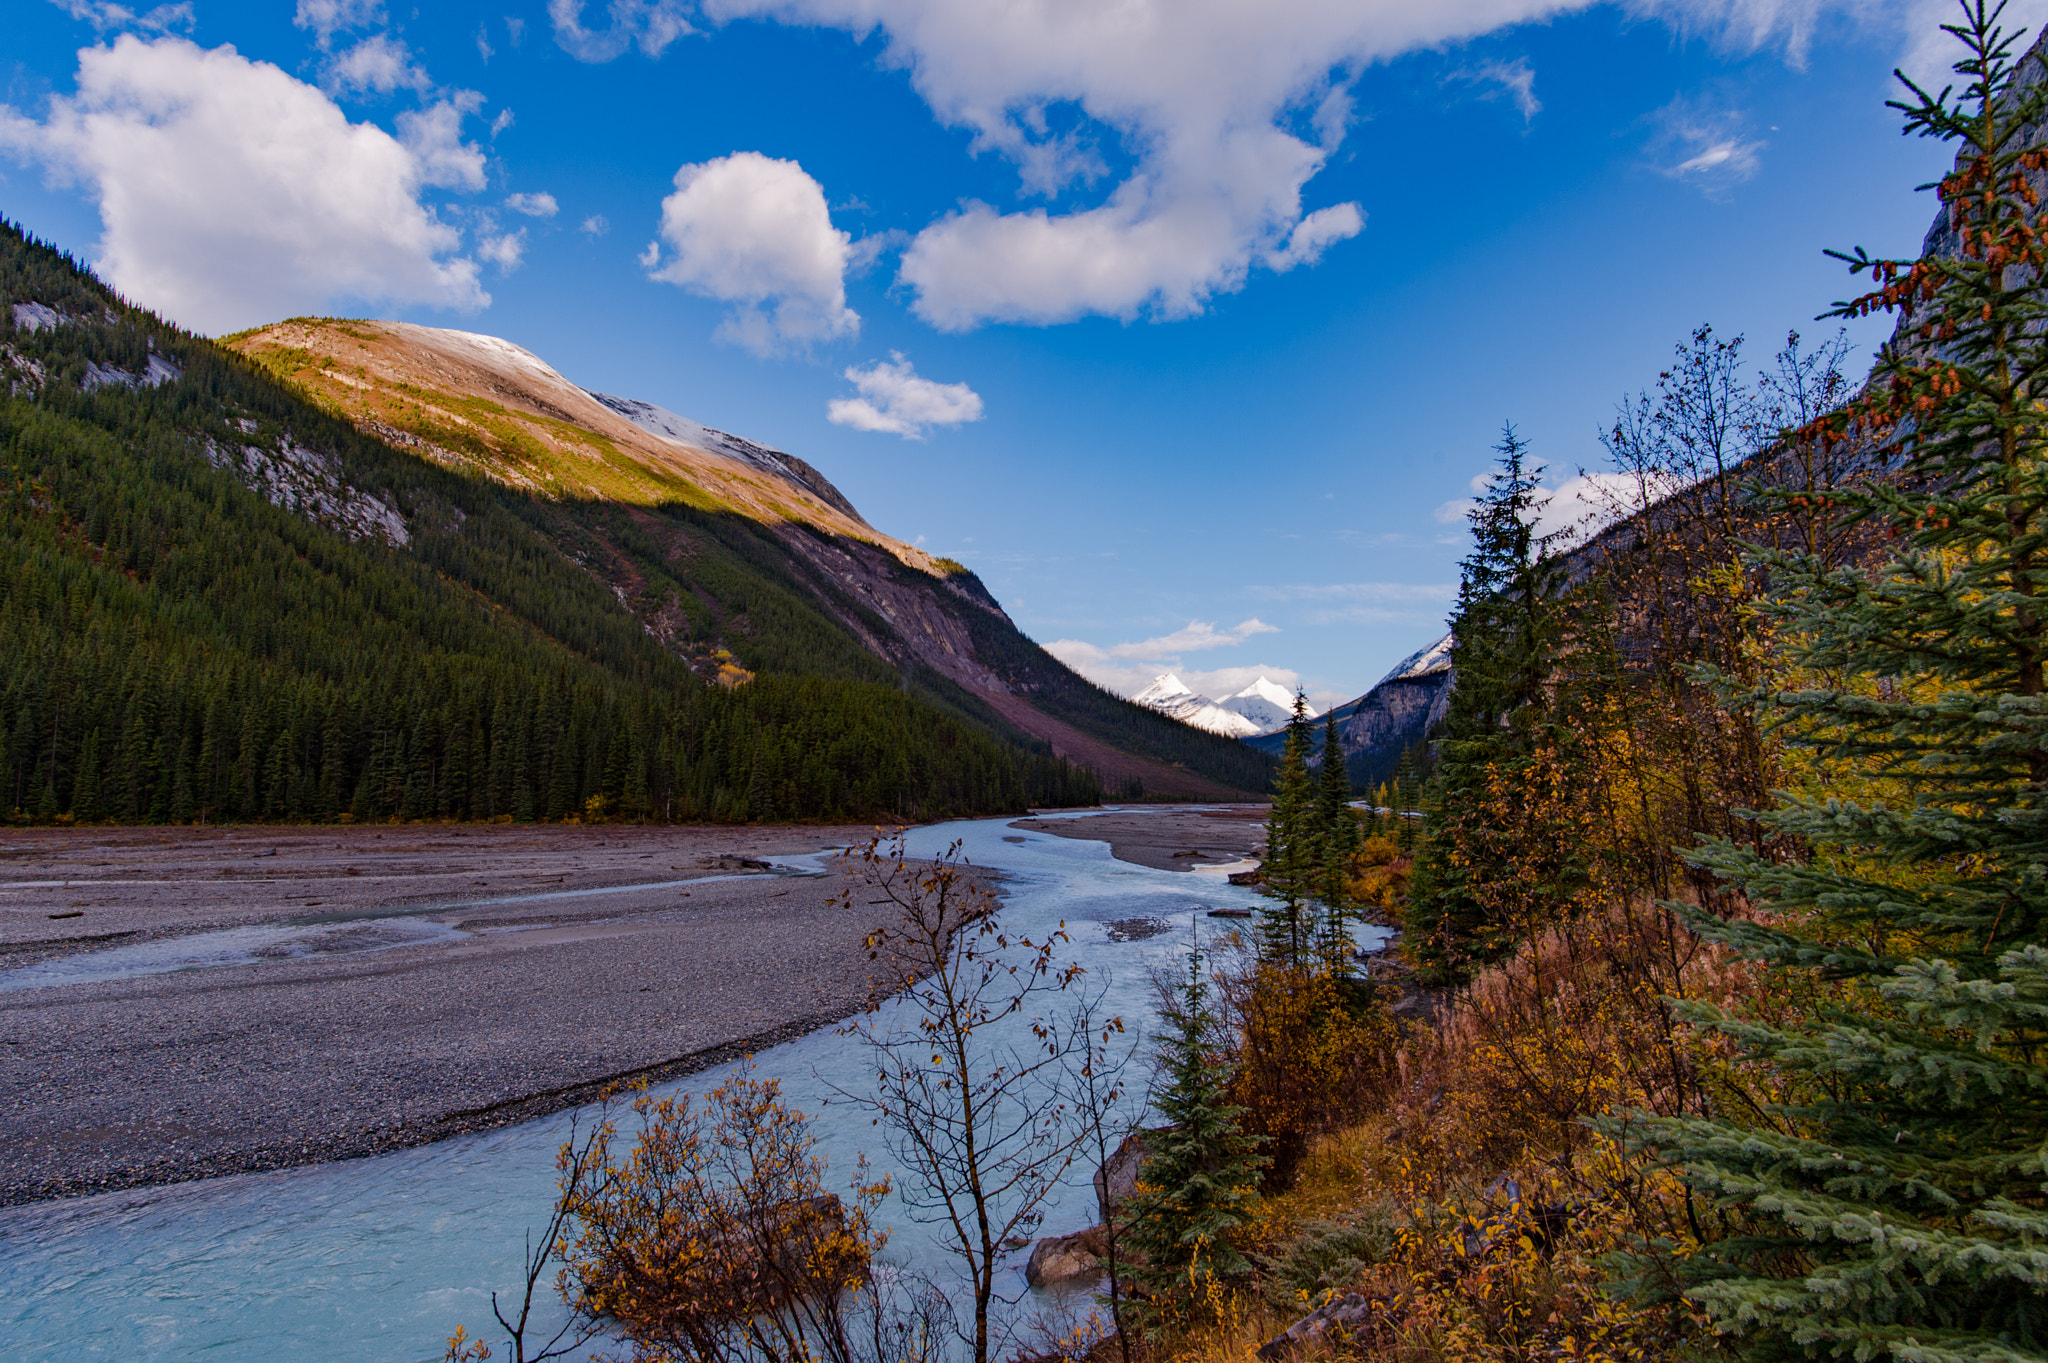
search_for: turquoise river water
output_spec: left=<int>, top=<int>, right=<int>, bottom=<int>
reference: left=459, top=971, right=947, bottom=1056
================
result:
left=0, top=811, right=1380, bottom=1361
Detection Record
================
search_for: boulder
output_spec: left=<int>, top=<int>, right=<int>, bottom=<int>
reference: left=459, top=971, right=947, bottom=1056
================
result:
left=1094, top=1130, right=1152, bottom=1224
left=1025, top=1225, right=1109, bottom=1289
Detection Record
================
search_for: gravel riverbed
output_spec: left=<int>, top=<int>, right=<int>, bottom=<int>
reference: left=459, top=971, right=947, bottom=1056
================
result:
left=0, top=823, right=905, bottom=1205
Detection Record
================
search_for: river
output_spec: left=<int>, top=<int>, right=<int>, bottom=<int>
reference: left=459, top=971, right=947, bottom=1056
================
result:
left=0, top=811, right=1376, bottom=1361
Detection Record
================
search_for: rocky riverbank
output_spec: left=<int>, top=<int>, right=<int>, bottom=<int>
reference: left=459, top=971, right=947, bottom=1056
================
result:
left=0, top=824, right=904, bottom=1205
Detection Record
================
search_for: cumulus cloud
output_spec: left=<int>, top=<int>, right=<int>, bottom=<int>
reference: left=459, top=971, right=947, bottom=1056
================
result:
left=826, top=353, right=982, bottom=439
left=477, top=227, right=526, bottom=272
left=644, top=151, right=858, bottom=354
left=549, top=0, right=692, bottom=61
left=504, top=190, right=558, bottom=217
left=294, top=0, right=382, bottom=47
left=663, top=0, right=1909, bottom=330
left=51, top=0, right=193, bottom=34
left=581, top=213, right=609, bottom=236
left=0, top=35, right=490, bottom=334
left=323, top=33, right=431, bottom=96
left=395, top=95, right=488, bottom=190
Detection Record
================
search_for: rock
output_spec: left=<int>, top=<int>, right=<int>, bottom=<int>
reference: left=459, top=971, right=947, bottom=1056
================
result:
left=1025, top=1225, right=1110, bottom=1289
left=1227, top=869, right=1264, bottom=886
left=1095, top=1130, right=1152, bottom=1224
left=1206, top=907, right=1254, bottom=919
left=1256, top=1291, right=1384, bottom=1360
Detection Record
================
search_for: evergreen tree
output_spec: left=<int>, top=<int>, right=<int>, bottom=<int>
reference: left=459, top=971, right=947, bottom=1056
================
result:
left=1125, top=937, right=1268, bottom=1327
left=1257, top=693, right=1318, bottom=968
left=1313, top=712, right=1361, bottom=973
left=1408, top=425, right=1570, bottom=984
left=1617, top=9, right=2048, bottom=1356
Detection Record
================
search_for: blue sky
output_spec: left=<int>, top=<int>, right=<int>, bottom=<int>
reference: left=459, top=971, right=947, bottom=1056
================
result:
left=0, top=0, right=2015, bottom=706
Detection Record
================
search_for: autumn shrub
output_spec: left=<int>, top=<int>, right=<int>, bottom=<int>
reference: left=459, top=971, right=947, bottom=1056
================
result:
left=559, top=1065, right=895, bottom=1363
left=1220, top=959, right=1397, bottom=1190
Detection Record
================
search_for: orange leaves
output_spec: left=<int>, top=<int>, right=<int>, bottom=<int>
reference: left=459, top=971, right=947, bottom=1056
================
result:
left=557, top=1065, right=886, bottom=1361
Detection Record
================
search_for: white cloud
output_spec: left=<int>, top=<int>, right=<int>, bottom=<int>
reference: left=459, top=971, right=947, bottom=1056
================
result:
left=504, top=191, right=558, bottom=217
left=1106, top=618, right=1278, bottom=659
left=489, top=108, right=514, bottom=137
left=1462, top=57, right=1541, bottom=120
left=1264, top=203, right=1364, bottom=271
left=323, top=33, right=431, bottom=96
left=581, top=213, right=609, bottom=236
left=51, top=0, right=193, bottom=33
left=644, top=151, right=858, bottom=354
left=0, top=35, right=490, bottom=334
left=1044, top=618, right=1300, bottom=696
left=826, top=352, right=982, bottom=439
left=548, top=0, right=693, bottom=61
left=294, top=0, right=382, bottom=47
left=477, top=227, right=526, bottom=272
left=664, top=0, right=1903, bottom=331
left=1651, top=96, right=1763, bottom=190
left=395, top=95, right=488, bottom=190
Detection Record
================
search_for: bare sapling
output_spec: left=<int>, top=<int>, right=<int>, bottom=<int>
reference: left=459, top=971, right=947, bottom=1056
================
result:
left=831, top=833, right=1102, bottom=1363
left=444, top=1105, right=611, bottom=1363
left=1065, top=995, right=1141, bottom=1363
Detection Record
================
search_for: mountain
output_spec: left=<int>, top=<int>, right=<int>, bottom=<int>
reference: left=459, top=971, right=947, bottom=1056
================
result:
left=1132, top=672, right=1313, bottom=739
left=0, top=221, right=1273, bottom=823
left=1249, top=635, right=1452, bottom=787
left=1214, top=676, right=1307, bottom=734
left=224, top=315, right=1274, bottom=799
left=1131, top=674, right=1261, bottom=738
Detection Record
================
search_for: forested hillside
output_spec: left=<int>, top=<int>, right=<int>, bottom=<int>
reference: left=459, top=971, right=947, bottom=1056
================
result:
left=0, top=222, right=1098, bottom=823
left=223, top=311, right=1272, bottom=802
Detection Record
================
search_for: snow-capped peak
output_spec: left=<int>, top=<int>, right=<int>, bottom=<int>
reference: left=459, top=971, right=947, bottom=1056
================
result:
left=1129, top=673, right=1260, bottom=738
left=1214, top=675, right=1314, bottom=735
left=1132, top=673, right=1197, bottom=707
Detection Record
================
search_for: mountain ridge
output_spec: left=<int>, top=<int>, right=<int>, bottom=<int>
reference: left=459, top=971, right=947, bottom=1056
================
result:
left=223, top=316, right=1275, bottom=800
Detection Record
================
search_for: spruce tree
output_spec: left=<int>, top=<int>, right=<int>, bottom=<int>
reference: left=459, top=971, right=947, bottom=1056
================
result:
left=1617, top=9, right=2048, bottom=1356
left=1408, top=425, right=1568, bottom=983
left=1258, top=693, right=1318, bottom=968
left=1313, top=712, right=1361, bottom=973
left=1125, top=937, right=1268, bottom=1326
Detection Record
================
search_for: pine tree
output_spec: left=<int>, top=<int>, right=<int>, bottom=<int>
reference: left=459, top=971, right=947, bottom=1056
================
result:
left=1408, top=425, right=1569, bottom=984
left=1258, top=693, right=1318, bottom=968
left=1313, top=712, right=1361, bottom=974
left=1616, top=9, right=2048, bottom=1356
left=1125, top=937, right=1268, bottom=1328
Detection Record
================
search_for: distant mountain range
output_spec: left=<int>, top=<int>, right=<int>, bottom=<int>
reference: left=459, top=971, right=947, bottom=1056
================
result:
left=1132, top=674, right=1313, bottom=739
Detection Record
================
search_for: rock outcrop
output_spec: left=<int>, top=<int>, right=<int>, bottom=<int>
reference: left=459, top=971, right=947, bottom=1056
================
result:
left=1024, top=1225, right=1110, bottom=1289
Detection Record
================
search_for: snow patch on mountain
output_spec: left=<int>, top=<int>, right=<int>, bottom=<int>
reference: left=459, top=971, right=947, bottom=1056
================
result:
left=585, top=390, right=867, bottom=523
